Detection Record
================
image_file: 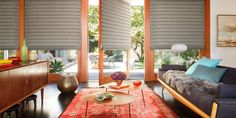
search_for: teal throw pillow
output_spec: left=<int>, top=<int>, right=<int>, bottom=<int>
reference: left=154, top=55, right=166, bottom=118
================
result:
left=189, top=65, right=227, bottom=83
left=186, top=57, right=221, bottom=75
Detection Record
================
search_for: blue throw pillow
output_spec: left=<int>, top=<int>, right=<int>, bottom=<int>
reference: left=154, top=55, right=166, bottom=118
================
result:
left=189, top=65, right=227, bottom=83
left=186, top=57, right=221, bottom=75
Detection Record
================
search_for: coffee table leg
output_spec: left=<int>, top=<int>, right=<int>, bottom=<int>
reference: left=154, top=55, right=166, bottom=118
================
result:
left=129, top=103, right=131, bottom=118
left=85, top=101, right=89, bottom=118
left=127, top=90, right=131, bottom=118
left=141, top=89, right=146, bottom=108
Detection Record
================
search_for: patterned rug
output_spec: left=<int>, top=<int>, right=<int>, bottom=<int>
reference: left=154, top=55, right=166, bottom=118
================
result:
left=60, top=88, right=178, bottom=118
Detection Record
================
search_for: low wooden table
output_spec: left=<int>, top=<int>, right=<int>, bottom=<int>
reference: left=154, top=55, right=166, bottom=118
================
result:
left=100, top=81, right=147, bottom=108
left=83, top=91, right=135, bottom=117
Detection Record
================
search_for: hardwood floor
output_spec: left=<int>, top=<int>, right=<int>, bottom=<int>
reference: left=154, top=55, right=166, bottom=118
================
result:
left=1, top=81, right=201, bottom=118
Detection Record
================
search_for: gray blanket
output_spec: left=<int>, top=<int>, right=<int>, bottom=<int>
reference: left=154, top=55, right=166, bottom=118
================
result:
left=163, top=70, right=218, bottom=96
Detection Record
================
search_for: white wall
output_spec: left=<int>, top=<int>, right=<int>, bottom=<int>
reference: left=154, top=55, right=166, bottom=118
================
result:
left=211, top=0, right=236, bottom=67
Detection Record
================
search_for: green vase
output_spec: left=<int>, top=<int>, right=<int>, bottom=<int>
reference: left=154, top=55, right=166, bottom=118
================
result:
left=21, top=40, right=28, bottom=62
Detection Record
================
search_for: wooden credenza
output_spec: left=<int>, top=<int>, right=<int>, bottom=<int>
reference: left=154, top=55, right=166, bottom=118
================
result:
left=0, top=61, right=48, bottom=113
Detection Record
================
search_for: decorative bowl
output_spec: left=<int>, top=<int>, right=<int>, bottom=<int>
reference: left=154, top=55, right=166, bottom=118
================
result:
left=111, top=71, right=126, bottom=86
left=8, top=57, right=22, bottom=64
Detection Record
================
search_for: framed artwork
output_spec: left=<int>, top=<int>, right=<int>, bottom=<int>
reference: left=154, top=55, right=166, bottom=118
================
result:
left=217, top=15, right=236, bottom=47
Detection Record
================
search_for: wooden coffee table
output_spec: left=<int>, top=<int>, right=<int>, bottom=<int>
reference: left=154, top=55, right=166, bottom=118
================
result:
left=100, top=80, right=147, bottom=108
left=83, top=91, right=135, bottom=106
left=82, top=90, right=135, bottom=118
left=81, top=81, right=147, bottom=118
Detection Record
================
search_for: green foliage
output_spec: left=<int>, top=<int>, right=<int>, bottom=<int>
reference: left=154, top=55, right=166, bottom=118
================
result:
left=131, top=6, right=144, bottom=62
left=0, top=51, right=4, bottom=60
left=180, top=49, right=199, bottom=61
left=155, top=49, right=199, bottom=68
left=50, top=60, right=64, bottom=73
left=180, top=49, right=199, bottom=67
left=155, top=50, right=172, bottom=65
left=89, top=6, right=99, bottom=53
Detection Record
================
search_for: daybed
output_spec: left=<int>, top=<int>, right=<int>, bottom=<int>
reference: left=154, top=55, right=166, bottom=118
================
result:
left=158, top=64, right=236, bottom=118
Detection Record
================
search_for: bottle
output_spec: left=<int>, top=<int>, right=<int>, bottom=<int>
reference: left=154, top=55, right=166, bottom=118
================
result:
left=21, top=39, right=28, bottom=62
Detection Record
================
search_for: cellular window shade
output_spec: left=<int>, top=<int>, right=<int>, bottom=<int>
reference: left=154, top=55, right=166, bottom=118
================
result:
left=25, top=0, right=81, bottom=50
left=0, top=0, right=19, bottom=50
left=150, top=0, right=205, bottom=49
left=102, top=0, right=131, bottom=50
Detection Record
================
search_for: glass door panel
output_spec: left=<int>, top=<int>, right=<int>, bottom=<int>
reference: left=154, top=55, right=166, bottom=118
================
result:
left=103, top=50, right=127, bottom=76
left=88, top=0, right=99, bottom=80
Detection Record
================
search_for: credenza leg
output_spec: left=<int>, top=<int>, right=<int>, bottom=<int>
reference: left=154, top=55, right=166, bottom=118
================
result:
left=41, top=89, right=44, bottom=105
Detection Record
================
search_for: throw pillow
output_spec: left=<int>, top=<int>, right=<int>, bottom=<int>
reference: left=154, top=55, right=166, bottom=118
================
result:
left=186, top=57, right=221, bottom=75
left=189, top=65, right=227, bottom=83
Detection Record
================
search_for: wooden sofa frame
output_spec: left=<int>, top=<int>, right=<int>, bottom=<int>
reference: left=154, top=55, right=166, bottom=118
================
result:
left=158, top=79, right=218, bottom=118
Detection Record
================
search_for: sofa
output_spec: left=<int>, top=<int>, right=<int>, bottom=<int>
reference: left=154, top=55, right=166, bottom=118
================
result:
left=158, top=64, right=236, bottom=118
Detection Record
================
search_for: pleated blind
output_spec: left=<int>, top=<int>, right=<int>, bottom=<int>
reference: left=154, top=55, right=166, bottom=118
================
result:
left=0, top=0, right=19, bottom=50
left=102, top=0, right=131, bottom=50
left=25, top=0, right=81, bottom=50
left=150, top=0, right=205, bottom=49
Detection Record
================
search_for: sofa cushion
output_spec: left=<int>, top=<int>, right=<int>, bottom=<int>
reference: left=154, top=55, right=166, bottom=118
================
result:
left=217, top=83, right=236, bottom=98
left=183, top=87, right=216, bottom=115
left=186, top=57, right=221, bottom=75
left=217, top=66, right=236, bottom=84
left=181, top=80, right=218, bottom=115
left=189, top=65, right=227, bottom=83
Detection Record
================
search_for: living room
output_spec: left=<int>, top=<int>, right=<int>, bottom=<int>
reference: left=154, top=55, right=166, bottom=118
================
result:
left=0, top=0, right=236, bottom=118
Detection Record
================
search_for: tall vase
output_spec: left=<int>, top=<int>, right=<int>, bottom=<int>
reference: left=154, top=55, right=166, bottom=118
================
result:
left=21, top=40, right=28, bottom=62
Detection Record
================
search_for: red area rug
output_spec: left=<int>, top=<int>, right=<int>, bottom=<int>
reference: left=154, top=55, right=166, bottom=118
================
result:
left=60, top=88, right=178, bottom=118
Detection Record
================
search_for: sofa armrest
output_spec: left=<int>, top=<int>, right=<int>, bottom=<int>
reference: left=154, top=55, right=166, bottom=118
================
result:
left=213, top=99, right=236, bottom=118
left=159, top=64, right=187, bottom=71
left=216, top=83, right=236, bottom=98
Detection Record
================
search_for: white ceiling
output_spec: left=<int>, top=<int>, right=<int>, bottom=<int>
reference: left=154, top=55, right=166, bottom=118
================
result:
left=89, top=0, right=144, bottom=6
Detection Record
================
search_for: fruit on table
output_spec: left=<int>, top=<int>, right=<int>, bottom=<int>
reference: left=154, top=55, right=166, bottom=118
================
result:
left=133, top=80, right=142, bottom=87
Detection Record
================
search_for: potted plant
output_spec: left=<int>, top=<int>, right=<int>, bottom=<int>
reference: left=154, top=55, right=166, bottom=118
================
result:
left=48, top=60, right=64, bottom=83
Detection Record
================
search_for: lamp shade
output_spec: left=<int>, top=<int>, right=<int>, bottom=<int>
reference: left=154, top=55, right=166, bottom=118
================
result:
left=171, top=44, right=188, bottom=53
